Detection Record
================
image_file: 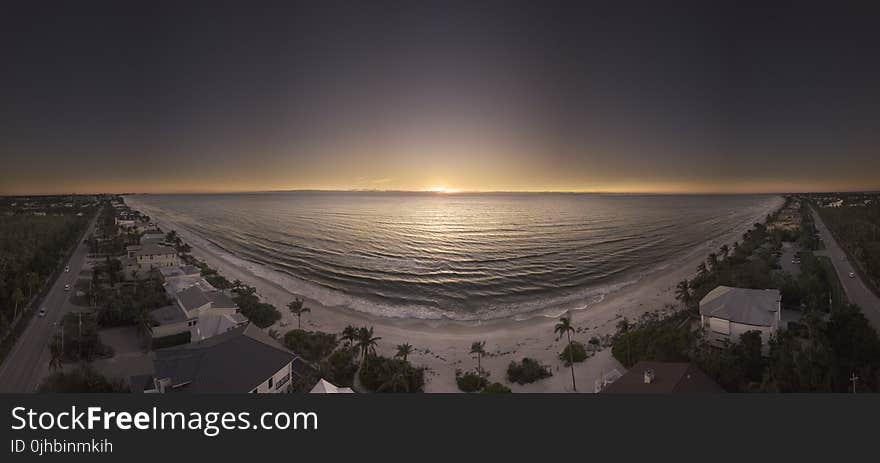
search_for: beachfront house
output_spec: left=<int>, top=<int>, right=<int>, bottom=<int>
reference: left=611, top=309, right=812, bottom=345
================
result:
left=150, top=283, right=246, bottom=341
left=132, top=324, right=300, bottom=393
left=699, top=285, right=781, bottom=349
left=601, top=361, right=723, bottom=393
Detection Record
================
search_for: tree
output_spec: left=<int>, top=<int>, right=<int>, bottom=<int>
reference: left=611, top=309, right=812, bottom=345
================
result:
left=134, top=309, right=153, bottom=342
left=395, top=343, right=414, bottom=362
left=49, top=335, right=63, bottom=371
left=355, top=326, right=381, bottom=362
left=707, top=253, right=719, bottom=272
left=720, top=244, right=730, bottom=259
left=341, top=325, right=358, bottom=347
left=469, top=341, right=486, bottom=372
left=12, top=287, right=25, bottom=319
left=674, top=280, right=692, bottom=308
left=287, top=298, right=310, bottom=329
left=696, top=262, right=708, bottom=276
left=25, top=271, right=40, bottom=300
left=377, top=362, right=411, bottom=393
left=554, top=316, right=578, bottom=391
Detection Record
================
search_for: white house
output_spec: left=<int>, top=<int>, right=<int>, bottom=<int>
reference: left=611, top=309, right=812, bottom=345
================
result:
left=699, top=286, right=781, bottom=349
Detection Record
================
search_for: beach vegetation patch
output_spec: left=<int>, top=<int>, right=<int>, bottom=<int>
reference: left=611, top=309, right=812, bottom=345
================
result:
left=38, top=365, right=129, bottom=393
left=318, top=347, right=359, bottom=388
left=283, top=329, right=338, bottom=363
left=359, top=354, right=425, bottom=393
left=559, top=341, right=588, bottom=366
left=456, top=369, right=489, bottom=392
left=506, top=358, right=552, bottom=385
left=482, top=382, right=512, bottom=393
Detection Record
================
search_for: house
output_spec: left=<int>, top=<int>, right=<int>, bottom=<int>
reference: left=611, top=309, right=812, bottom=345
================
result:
left=699, top=286, right=781, bottom=348
left=126, top=242, right=179, bottom=270
left=151, top=285, right=244, bottom=339
left=141, top=230, right=166, bottom=243
left=601, top=361, right=723, bottom=393
left=310, top=379, right=354, bottom=393
left=134, top=324, right=300, bottom=393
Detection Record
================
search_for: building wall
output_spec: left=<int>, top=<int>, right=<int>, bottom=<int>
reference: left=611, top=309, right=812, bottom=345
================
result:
left=702, top=316, right=776, bottom=350
left=137, top=252, right=179, bottom=269
left=250, top=363, right=293, bottom=393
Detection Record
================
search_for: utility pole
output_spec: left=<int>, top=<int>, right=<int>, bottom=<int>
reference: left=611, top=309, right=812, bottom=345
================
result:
left=850, top=373, right=859, bottom=394
left=78, top=312, right=83, bottom=360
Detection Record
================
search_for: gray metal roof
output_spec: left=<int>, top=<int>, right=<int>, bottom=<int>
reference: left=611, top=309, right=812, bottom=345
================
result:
left=150, top=304, right=188, bottom=325
left=205, top=291, right=237, bottom=309
left=131, top=242, right=176, bottom=258
left=699, top=285, right=781, bottom=327
left=153, top=324, right=296, bottom=393
left=176, top=286, right=210, bottom=311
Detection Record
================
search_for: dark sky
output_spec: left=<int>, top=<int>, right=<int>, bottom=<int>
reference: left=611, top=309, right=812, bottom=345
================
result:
left=2, top=1, right=879, bottom=194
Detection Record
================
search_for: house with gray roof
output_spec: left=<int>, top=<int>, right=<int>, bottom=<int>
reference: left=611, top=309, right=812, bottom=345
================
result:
left=699, top=285, right=781, bottom=349
left=135, top=324, right=301, bottom=393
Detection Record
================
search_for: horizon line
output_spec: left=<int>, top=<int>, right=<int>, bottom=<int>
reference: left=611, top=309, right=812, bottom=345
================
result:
left=5, top=187, right=880, bottom=197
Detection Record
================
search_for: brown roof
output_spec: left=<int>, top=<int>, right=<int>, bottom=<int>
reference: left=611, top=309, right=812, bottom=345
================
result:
left=602, top=361, right=724, bottom=394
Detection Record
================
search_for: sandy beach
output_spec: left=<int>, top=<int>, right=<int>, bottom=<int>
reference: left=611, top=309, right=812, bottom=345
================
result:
left=127, top=195, right=784, bottom=392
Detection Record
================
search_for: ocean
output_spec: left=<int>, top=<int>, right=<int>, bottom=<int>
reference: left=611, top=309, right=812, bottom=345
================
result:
left=127, top=192, right=782, bottom=321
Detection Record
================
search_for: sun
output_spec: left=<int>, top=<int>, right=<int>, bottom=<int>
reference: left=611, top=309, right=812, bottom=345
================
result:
left=426, top=186, right=457, bottom=193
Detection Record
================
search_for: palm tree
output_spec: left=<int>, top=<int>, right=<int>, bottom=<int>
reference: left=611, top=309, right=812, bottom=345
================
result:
left=707, top=252, right=719, bottom=272
left=341, top=325, right=358, bottom=347
left=469, top=341, right=486, bottom=372
left=287, top=298, right=310, bottom=329
left=554, top=316, right=578, bottom=392
left=377, top=362, right=410, bottom=393
left=395, top=343, right=413, bottom=362
left=674, top=280, right=691, bottom=308
left=355, top=327, right=381, bottom=362
left=696, top=262, right=708, bottom=276
left=720, top=244, right=730, bottom=259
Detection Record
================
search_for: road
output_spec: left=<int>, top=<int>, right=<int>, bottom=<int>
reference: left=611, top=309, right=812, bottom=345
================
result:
left=0, top=215, right=97, bottom=392
left=810, top=206, right=880, bottom=328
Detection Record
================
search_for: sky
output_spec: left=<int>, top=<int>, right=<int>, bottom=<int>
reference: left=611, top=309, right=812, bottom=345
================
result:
left=1, top=1, right=879, bottom=195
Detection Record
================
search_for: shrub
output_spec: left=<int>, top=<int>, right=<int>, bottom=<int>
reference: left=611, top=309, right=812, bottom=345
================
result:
left=319, top=347, right=359, bottom=388
left=506, top=358, right=552, bottom=385
left=38, top=366, right=128, bottom=393
left=359, top=355, right=425, bottom=393
left=482, top=382, right=512, bottom=393
left=456, top=369, right=489, bottom=392
left=283, top=329, right=338, bottom=363
left=559, top=341, right=588, bottom=366
left=241, top=302, right=282, bottom=328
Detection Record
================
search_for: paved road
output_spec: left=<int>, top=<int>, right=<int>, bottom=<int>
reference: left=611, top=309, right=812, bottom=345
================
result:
left=0, top=215, right=97, bottom=392
left=810, top=206, right=880, bottom=328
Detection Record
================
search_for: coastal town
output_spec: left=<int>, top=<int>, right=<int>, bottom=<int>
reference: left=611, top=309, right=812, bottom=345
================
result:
left=1, top=192, right=878, bottom=393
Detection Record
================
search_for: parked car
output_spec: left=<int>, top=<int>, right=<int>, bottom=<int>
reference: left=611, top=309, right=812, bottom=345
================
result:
left=849, top=272, right=856, bottom=278
left=65, top=266, right=70, bottom=273
left=38, top=308, right=47, bottom=317
left=64, top=284, right=71, bottom=291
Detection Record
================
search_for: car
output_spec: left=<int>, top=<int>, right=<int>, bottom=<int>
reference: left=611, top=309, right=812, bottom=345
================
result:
left=64, top=284, right=71, bottom=291
left=38, top=308, right=47, bottom=317
left=65, top=266, right=70, bottom=272
left=849, top=272, right=856, bottom=278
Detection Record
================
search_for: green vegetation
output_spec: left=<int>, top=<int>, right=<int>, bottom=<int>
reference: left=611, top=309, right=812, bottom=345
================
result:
left=38, top=365, right=128, bottom=393
left=456, top=369, right=489, bottom=392
left=610, top=204, right=880, bottom=392
left=0, top=212, right=90, bottom=340
left=287, top=297, right=310, bottom=329
left=359, top=354, right=425, bottom=393
left=317, top=347, right=359, bottom=388
left=482, top=382, right=512, bottom=393
left=815, top=196, right=880, bottom=292
left=554, top=316, right=579, bottom=391
left=282, top=329, right=338, bottom=363
left=558, top=341, right=587, bottom=365
left=152, top=331, right=192, bottom=350
left=94, top=274, right=171, bottom=327
left=231, top=282, right=282, bottom=328
left=506, top=358, right=552, bottom=385
left=469, top=340, right=486, bottom=371
left=51, top=312, right=112, bottom=363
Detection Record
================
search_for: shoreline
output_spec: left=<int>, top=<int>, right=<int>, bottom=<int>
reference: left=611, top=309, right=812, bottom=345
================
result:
left=126, top=195, right=784, bottom=392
